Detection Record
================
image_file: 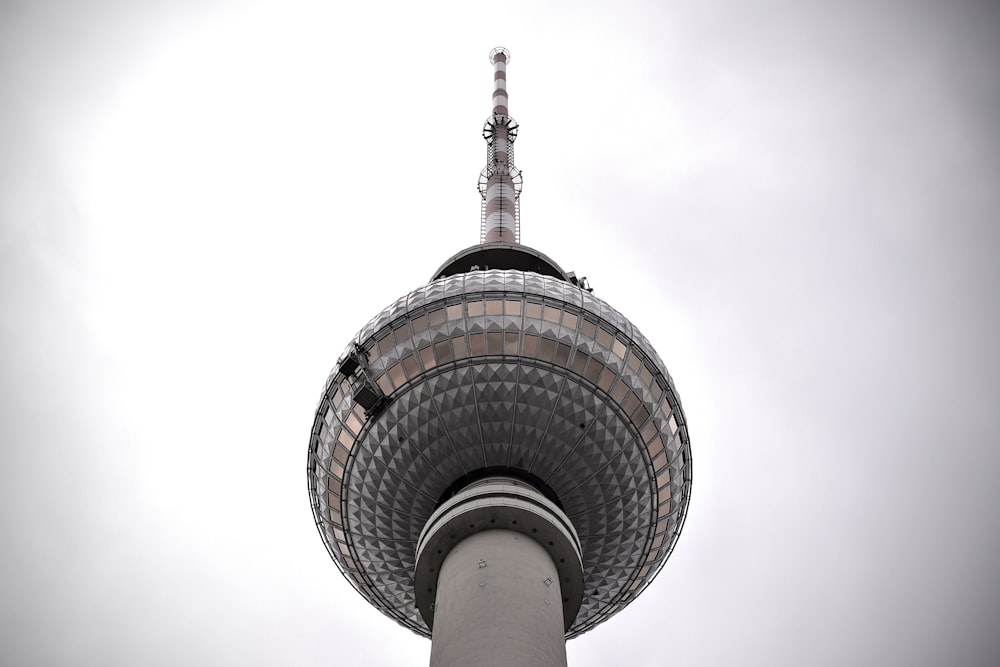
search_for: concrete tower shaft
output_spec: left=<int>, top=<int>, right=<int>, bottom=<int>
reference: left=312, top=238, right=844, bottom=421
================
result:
left=415, top=477, right=583, bottom=667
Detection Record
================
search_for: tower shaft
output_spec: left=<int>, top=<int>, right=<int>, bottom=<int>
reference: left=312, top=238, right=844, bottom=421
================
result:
left=429, top=530, right=568, bottom=667
left=415, top=477, right=584, bottom=667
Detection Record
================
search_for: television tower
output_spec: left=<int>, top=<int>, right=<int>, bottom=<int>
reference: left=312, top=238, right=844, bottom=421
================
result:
left=307, top=48, right=692, bottom=667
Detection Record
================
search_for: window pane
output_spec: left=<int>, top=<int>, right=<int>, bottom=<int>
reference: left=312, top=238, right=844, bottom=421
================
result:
left=345, top=411, right=363, bottom=435
left=583, top=357, right=603, bottom=383
left=523, top=334, right=538, bottom=357
left=641, top=421, right=657, bottom=443
left=596, top=327, right=613, bottom=349
left=485, top=299, right=503, bottom=315
left=504, top=332, right=519, bottom=355
left=646, top=434, right=664, bottom=458
left=639, top=364, right=653, bottom=388
left=632, top=404, right=650, bottom=425
left=470, top=332, right=486, bottom=356
left=621, top=389, right=640, bottom=415
left=537, top=337, right=556, bottom=361
left=658, top=499, right=673, bottom=519
left=611, top=380, right=629, bottom=402
left=554, top=342, right=571, bottom=367
left=598, top=367, right=616, bottom=391
left=392, top=322, right=409, bottom=345
left=377, top=332, right=394, bottom=356
left=434, top=339, right=454, bottom=363
left=419, top=346, right=435, bottom=370
left=402, top=353, right=419, bottom=379
left=626, top=350, right=641, bottom=372
left=452, top=336, right=467, bottom=359
left=485, top=331, right=502, bottom=354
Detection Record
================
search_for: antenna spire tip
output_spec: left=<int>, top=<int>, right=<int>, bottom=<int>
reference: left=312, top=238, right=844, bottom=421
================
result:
left=489, top=47, right=510, bottom=64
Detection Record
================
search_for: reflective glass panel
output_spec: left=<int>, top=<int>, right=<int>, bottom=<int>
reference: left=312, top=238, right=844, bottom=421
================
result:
left=523, top=334, right=538, bottom=357
left=428, top=308, right=446, bottom=327
left=419, top=346, right=435, bottom=371
left=486, top=331, right=503, bottom=354
left=433, top=339, right=453, bottom=364
left=345, top=411, right=363, bottom=436
left=451, top=336, right=467, bottom=359
left=402, top=354, right=419, bottom=379
left=377, top=333, right=394, bottom=356
left=647, top=434, right=664, bottom=458
left=596, top=327, right=613, bottom=349
left=392, top=322, right=408, bottom=345
left=503, top=332, right=519, bottom=355
left=388, top=363, right=406, bottom=388
left=554, top=342, right=571, bottom=366
left=470, top=332, right=486, bottom=356
left=597, top=367, right=616, bottom=391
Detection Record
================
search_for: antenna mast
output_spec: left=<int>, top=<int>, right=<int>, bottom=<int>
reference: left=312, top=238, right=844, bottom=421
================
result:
left=479, top=47, right=523, bottom=244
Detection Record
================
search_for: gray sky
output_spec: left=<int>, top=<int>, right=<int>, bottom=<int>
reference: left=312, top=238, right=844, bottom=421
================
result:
left=2, top=0, right=999, bottom=665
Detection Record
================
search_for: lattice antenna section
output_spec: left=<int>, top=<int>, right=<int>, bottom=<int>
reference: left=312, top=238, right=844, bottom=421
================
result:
left=479, top=47, right=523, bottom=244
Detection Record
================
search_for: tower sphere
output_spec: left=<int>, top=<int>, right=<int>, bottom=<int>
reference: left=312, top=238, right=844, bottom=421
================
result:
left=306, top=48, right=692, bottom=648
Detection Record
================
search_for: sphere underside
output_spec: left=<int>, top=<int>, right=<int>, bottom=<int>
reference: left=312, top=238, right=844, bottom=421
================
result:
left=308, top=270, right=691, bottom=638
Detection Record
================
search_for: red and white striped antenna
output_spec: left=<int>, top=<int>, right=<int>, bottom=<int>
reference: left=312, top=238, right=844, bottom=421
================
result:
left=479, top=47, right=523, bottom=244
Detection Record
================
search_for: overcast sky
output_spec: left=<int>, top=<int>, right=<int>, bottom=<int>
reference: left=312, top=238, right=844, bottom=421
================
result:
left=2, top=1, right=999, bottom=665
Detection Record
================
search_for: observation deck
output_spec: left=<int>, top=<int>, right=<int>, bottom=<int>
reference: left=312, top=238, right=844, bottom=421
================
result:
left=307, top=266, right=692, bottom=638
